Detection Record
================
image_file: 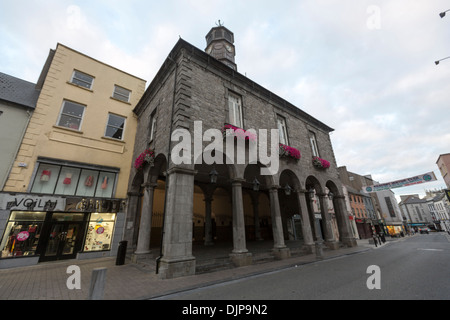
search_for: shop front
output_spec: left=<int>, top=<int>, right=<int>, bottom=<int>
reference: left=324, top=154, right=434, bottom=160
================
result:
left=0, top=193, right=124, bottom=268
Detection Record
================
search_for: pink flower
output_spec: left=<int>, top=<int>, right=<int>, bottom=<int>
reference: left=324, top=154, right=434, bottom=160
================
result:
left=279, top=143, right=301, bottom=160
left=134, top=149, right=155, bottom=170
left=221, top=124, right=257, bottom=141
left=312, top=156, right=330, bottom=169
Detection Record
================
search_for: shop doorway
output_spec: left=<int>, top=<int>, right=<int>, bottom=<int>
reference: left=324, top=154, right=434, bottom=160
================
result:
left=39, top=213, right=86, bottom=262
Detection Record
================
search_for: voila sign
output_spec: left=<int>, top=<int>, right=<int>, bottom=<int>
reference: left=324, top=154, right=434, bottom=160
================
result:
left=0, top=193, right=65, bottom=211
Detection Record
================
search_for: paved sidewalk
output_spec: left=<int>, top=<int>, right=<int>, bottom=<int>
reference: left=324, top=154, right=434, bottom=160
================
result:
left=0, top=238, right=392, bottom=300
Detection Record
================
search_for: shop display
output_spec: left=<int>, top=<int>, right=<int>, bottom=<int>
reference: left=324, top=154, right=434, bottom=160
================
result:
left=83, top=213, right=115, bottom=252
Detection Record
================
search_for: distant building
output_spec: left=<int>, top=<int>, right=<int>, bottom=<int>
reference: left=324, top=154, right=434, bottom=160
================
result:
left=0, top=73, right=40, bottom=190
left=399, top=194, right=433, bottom=231
left=436, top=154, right=450, bottom=188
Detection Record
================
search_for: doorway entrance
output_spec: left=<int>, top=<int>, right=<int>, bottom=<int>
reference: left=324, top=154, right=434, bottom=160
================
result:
left=39, top=213, right=86, bottom=262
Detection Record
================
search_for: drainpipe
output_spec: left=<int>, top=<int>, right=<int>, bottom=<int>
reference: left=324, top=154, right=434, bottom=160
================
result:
left=156, top=54, right=178, bottom=274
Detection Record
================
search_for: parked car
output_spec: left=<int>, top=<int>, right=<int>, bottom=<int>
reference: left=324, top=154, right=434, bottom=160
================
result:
left=418, top=227, right=430, bottom=234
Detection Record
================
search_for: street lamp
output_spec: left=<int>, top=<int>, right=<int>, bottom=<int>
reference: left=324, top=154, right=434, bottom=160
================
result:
left=284, top=183, right=292, bottom=196
left=435, top=56, right=450, bottom=65
left=439, top=9, right=450, bottom=18
left=253, top=177, right=260, bottom=191
left=209, top=167, right=218, bottom=184
left=328, top=191, right=334, bottom=200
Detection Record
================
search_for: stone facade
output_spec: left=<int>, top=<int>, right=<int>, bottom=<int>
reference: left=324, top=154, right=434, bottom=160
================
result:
left=126, top=31, right=356, bottom=279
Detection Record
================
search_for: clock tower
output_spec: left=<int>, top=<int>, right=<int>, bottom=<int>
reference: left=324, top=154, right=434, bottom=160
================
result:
left=205, top=22, right=237, bottom=71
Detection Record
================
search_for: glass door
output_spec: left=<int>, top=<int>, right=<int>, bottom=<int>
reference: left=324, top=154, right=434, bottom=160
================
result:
left=40, top=222, right=82, bottom=261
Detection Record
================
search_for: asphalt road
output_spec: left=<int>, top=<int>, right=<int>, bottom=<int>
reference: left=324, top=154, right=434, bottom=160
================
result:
left=160, top=233, right=450, bottom=300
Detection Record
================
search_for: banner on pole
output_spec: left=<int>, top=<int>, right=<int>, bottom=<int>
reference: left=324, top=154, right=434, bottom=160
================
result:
left=363, top=172, right=437, bottom=193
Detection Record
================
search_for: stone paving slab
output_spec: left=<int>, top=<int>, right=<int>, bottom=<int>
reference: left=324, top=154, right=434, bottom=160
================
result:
left=0, top=238, right=393, bottom=300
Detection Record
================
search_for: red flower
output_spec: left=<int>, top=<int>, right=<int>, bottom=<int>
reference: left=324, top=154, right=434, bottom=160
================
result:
left=134, top=149, right=155, bottom=170
left=312, top=156, right=330, bottom=169
left=279, top=143, right=301, bottom=160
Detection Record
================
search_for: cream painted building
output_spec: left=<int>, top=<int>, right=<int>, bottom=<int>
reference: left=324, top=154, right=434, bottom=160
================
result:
left=0, top=44, right=146, bottom=268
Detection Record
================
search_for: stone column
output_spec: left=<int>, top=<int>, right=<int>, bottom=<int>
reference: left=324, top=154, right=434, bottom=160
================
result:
left=296, top=190, right=315, bottom=253
left=251, top=192, right=263, bottom=241
left=318, top=193, right=339, bottom=250
left=229, top=179, right=252, bottom=266
left=125, top=191, right=140, bottom=245
left=268, top=186, right=290, bottom=259
left=158, top=167, right=196, bottom=279
left=133, top=182, right=156, bottom=256
left=335, top=195, right=357, bottom=247
left=204, top=194, right=214, bottom=246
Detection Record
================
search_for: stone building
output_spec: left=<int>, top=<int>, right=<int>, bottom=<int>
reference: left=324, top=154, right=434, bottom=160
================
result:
left=125, top=25, right=356, bottom=279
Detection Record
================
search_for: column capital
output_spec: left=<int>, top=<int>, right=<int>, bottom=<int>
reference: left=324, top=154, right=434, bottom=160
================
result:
left=231, top=178, right=246, bottom=186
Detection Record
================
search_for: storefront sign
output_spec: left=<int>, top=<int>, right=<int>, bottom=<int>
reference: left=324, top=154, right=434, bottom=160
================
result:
left=363, top=172, right=437, bottom=193
left=0, top=193, right=64, bottom=211
left=65, top=197, right=123, bottom=213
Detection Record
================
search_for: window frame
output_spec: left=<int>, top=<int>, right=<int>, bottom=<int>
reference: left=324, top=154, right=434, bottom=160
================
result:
left=56, top=100, right=86, bottom=131
left=277, top=115, right=289, bottom=145
left=104, top=113, right=126, bottom=141
left=228, top=92, right=243, bottom=128
left=309, top=131, right=320, bottom=158
left=149, top=110, right=157, bottom=142
left=70, top=70, right=94, bottom=90
left=112, top=85, right=131, bottom=103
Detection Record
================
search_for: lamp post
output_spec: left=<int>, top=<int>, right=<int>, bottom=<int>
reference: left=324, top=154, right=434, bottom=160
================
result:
left=209, top=167, right=218, bottom=184
left=253, top=177, right=260, bottom=191
left=284, top=183, right=292, bottom=196
left=435, top=56, right=450, bottom=65
left=439, top=9, right=450, bottom=18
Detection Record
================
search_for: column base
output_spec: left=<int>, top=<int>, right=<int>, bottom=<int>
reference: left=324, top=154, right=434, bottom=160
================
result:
left=131, top=252, right=152, bottom=263
left=229, top=252, right=253, bottom=267
left=157, top=256, right=196, bottom=279
left=341, top=237, right=358, bottom=247
left=324, top=240, right=340, bottom=250
left=272, top=247, right=291, bottom=260
left=302, top=243, right=315, bottom=254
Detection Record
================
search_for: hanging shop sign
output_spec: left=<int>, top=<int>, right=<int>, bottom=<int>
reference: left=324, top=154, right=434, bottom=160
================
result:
left=363, top=172, right=437, bottom=193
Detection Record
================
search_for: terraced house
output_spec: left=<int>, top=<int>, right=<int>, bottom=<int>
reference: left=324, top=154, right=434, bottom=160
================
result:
left=125, top=25, right=356, bottom=279
left=0, top=44, right=145, bottom=268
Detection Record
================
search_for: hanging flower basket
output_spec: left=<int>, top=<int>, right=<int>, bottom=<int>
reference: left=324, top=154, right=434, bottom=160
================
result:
left=279, top=143, right=301, bottom=161
left=221, top=124, right=257, bottom=141
left=134, top=148, right=155, bottom=170
left=312, top=156, right=330, bottom=169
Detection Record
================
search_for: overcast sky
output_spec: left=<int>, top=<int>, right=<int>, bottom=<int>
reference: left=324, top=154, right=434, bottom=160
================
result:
left=1, top=0, right=449, bottom=200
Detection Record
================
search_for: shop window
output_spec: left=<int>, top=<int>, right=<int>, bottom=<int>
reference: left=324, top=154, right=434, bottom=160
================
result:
left=30, top=162, right=117, bottom=198
left=0, top=211, right=46, bottom=258
left=83, top=213, right=116, bottom=252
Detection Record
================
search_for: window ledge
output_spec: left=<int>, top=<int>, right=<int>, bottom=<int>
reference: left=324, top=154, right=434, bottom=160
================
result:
left=110, top=96, right=131, bottom=105
left=66, top=81, right=94, bottom=92
left=53, top=125, right=83, bottom=134
left=101, top=136, right=125, bottom=144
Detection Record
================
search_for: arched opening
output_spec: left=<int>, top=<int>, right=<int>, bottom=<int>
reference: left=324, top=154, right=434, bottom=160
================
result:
left=278, top=169, right=302, bottom=242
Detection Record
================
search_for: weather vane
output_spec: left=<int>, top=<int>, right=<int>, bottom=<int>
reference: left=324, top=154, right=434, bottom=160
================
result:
left=216, top=20, right=224, bottom=27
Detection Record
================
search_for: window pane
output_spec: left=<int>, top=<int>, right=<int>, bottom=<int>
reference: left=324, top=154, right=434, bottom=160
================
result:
left=31, top=164, right=61, bottom=194
left=71, top=71, right=94, bottom=89
left=228, top=93, right=242, bottom=127
left=58, top=101, right=85, bottom=130
left=95, top=172, right=116, bottom=198
left=84, top=213, right=116, bottom=251
left=105, top=114, right=125, bottom=140
left=76, top=169, right=99, bottom=197
left=54, top=167, right=81, bottom=195
left=113, top=86, right=131, bottom=102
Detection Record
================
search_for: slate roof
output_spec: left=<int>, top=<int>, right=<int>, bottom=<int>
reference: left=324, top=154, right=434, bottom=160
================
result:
left=0, top=72, right=39, bottom=109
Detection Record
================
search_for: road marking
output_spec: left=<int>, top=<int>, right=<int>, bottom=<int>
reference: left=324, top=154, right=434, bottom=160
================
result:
left=417, top=248, right=443, bottom=252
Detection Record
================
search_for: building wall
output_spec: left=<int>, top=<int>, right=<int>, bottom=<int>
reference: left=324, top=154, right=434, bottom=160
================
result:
left=437, top=154, right=450, bottom=188
left=3, top=44, right=146, bottom=198
left=0, top=102, right=32, bottom=189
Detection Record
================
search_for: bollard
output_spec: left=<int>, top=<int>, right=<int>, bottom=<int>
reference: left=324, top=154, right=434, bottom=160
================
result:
left=315, top=241, right=324, bottom=260
left=88, top=268, right=107, bottom=300
left=116, top=240, right=128, bottom=265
